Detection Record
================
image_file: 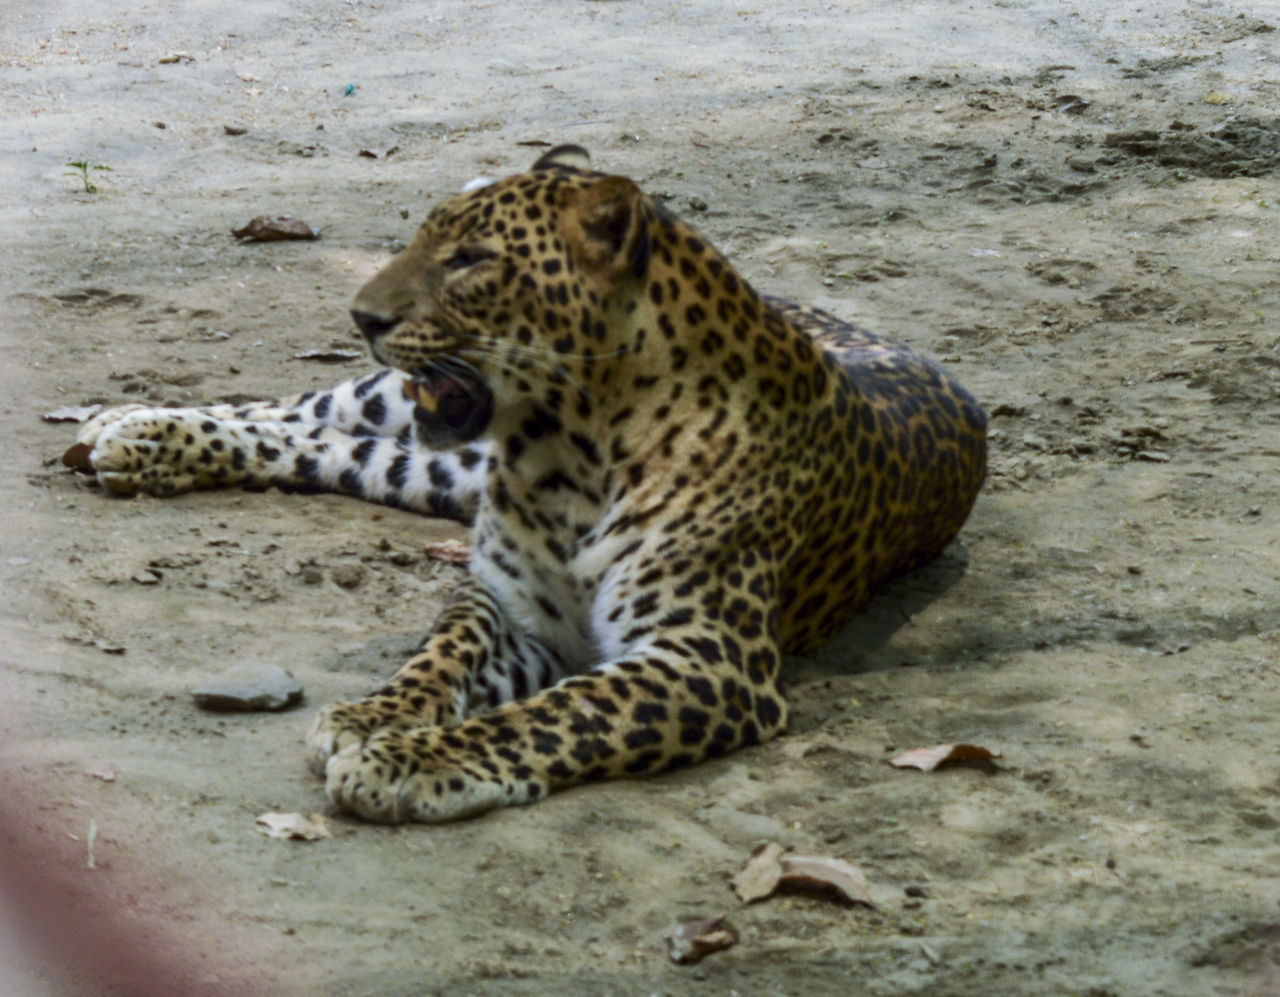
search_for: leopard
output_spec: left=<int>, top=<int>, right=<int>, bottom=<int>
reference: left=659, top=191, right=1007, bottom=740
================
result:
left=68, top=145, right=987, bottom=823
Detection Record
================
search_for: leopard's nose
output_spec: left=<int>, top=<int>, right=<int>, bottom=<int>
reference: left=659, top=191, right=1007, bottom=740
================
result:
left=351, top=310, right=401, bottom=342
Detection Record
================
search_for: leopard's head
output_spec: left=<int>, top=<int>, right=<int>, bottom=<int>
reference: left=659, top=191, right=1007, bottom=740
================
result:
left=351, top=145, right=652, bottom=447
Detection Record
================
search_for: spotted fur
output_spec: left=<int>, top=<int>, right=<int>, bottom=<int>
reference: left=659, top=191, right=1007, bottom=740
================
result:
left=73, top=146, right=987, bottom=822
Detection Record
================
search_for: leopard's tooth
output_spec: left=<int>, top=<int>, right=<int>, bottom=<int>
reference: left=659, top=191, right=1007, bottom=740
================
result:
left=406, top=378, right=439, bottom=412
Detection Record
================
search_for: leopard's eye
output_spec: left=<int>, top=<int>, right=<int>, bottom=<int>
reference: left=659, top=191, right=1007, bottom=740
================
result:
left=444, top=246, right=497, bottom=272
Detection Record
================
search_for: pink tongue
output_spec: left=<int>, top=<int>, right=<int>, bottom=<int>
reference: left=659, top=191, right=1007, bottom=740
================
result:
left=425, top=373, right=466, bottom=399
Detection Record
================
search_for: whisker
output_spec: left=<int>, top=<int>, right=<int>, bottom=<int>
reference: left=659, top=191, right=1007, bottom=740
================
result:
left=456, top=345, right=594, bottom=403
left=459, top=332, right=630, bottom=365
left=462, top=337, right=615, bottom=400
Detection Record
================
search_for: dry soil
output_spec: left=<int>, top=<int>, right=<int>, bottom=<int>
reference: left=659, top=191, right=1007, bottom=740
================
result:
left=2, top=2, right=1279, bottom=995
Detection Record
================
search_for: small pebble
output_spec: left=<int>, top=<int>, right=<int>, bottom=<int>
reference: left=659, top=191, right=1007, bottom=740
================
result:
left=330, top=563, right=367, bottom=590
left=192, top=662, right=304, bottom=712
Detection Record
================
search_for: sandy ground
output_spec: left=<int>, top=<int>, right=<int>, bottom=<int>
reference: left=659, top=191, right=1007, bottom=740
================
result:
left=2, top=1, right=1280, bottom=994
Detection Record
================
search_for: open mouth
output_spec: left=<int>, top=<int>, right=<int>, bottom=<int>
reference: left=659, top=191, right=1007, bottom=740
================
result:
left=402, top=357, right=493, bottom=444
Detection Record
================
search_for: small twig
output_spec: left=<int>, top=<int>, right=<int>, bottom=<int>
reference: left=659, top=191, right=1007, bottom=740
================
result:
left=86, top=819, right=98, bottom=869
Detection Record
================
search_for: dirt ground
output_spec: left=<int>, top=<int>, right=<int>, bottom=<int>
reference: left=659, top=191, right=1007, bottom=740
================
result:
left=2, top=1, right=1279, bottom=994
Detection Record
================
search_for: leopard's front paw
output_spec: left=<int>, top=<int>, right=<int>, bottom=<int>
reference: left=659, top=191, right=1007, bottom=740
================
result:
left=76, top=404, right=152, bottom=449
left=323, top=741, right=418, bottom=823
left=63, top=405, right=150, bottom=486
left=65, top=408, right=215, bottom=496
left=323, top=727, right=521, bottom=824
left=305, top=700, right=403, bottom=775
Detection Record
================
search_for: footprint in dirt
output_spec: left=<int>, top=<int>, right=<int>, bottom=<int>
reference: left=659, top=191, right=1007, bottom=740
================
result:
left=52, top=287, right=144, bottom=310
left=1103, top=118, right=1280, bottom=178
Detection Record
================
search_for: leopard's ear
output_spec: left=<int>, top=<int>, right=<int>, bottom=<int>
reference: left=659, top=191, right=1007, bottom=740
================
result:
left=562, top=175, right=651, bottom=283
left=531, top=144, right=592, bottom=172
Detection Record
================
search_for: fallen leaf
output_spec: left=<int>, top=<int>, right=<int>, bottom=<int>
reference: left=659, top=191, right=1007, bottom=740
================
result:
left=254, top=812, right=330, bottom=841
left=84, top=765, right=117, bottom=782
left=732, top=843, right=875, bottom=907
left=515, top=139, right=552, bottom=147
left=62, top=441, right=94, bottom=472
left=231, top=216, right=320, bottom=242
left=158, top=51, right=193, bottom=65
left=690, top=130, right=711, bottom=148
left=666, top=916, right=739, bottom=964
left=888, top=743, right=1002, bottom=772
left=1051, top=94, right=1091, bottom=114
left=358, top=141, right=400, bottom=159
left=292, top=348, right=363, bottom=363
left=777, top=854, right=874, bottom=907
left=731, top=841, right=785, bottom=902
left=423, top=539, right=473, bottom=564
left=43, top=404, right=102, bottom=423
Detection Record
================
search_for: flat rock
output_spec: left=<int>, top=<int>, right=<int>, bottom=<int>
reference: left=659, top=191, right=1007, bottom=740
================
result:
left=192, top=662, right=304, bottom=712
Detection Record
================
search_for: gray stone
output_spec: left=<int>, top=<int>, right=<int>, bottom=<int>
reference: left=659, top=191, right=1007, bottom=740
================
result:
left=192, top=662, right=304, bottom=712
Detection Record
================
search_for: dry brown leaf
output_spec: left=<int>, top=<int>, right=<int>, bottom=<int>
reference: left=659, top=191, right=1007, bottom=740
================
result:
left=231, top=216, right=320, bottom=242
left=358, top=141, right=400, bottom=159
left=44, top=404, right=102, bottom=423
left=292, top=348, right=363, bottom=363
left=666, top=915, right=739, bottom=964
left=423, top=539, right=473, bottom=564
left=778, top=854, right=874, bottom=907
left=62, top=441, right=94, bottom=472
left=888, top=742, right=1002, bottom=772
left=733, top=842, right=875, bottom=907
left=1051, top=94, right=1091, bottom=114
left=731, top=840, right=785, bottom=902
left=254, top=811, right=330, bottom=841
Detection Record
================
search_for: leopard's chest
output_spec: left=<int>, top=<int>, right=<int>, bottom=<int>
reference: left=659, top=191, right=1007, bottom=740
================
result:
left=469, top=488, right=604, bottom=673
